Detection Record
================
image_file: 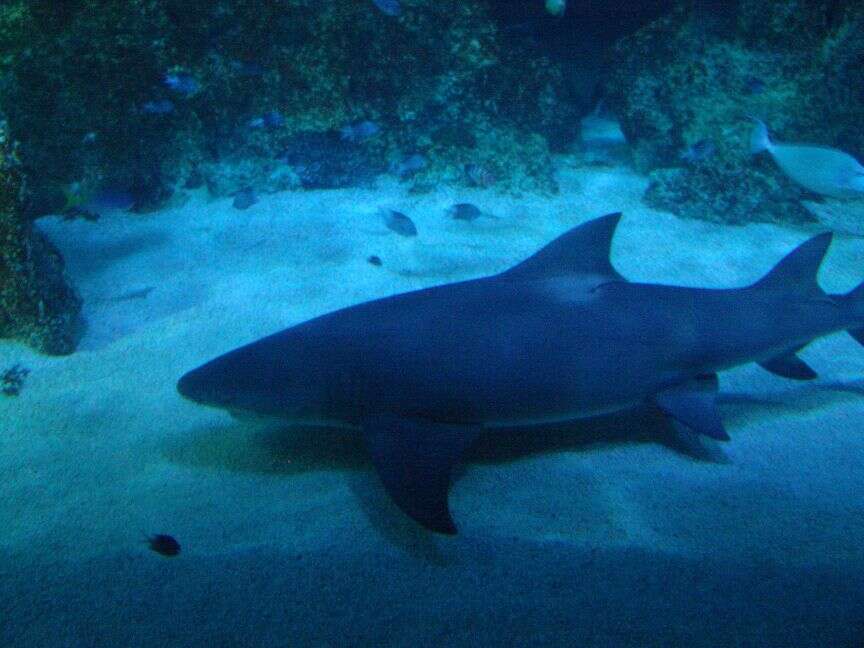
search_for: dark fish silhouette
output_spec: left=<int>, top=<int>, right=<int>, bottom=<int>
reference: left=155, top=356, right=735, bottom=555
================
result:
left=381, top=209, right=417, bottom=237
left=147, top=534, right=180, bottom=557
left=448, top=203, right=483, bottom=221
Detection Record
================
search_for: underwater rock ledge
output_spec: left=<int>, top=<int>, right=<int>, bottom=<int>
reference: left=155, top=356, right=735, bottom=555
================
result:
left=607, top=0, right=864, bottom=225
left=0, top=121, right=82, bottom=354
left=0, top=0, right=570, bottom=211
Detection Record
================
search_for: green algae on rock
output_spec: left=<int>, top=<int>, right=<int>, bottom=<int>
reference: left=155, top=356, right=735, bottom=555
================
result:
left=0, top=0, right=571, bottom=208
left=0, top=121, right=82, bottom=354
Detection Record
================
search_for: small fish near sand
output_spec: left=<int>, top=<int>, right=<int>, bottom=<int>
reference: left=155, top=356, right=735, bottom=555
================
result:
left=162, top=71, right=200, bottom=96
left=147, top=533, right=181, bottom=557
left=232, top=187, right=258, bottom=210
left=381, top=208, right=417, bottom=237
left=1, top=364, right=29, bottom=397
left=750, top=118, right=864, bottom=198
left=447, top=202, right=483, bottom=221
left=391, top=153, right=427, bottom=179
left=464, top=163, right=497, bottom=188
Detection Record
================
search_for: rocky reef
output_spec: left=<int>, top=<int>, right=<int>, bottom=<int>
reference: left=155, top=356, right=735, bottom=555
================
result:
left=606, top=1, right=864, bottom=224
left=0, top=120, right=81, bottom=354
left=0, top=0, right=585, bottom=211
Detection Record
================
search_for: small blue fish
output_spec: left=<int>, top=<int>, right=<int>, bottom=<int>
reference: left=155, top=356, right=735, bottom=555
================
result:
left=391, top=153, right=427, bottom=179
left=371, top=0, right=401, bottom=16
left=680, top=139, right=715, bottom=164
left=1, top=363, right=29, bottom=397
left=248, top=110, right=285, bottom=130
left=163, top=72, right=200, bottom=96
left=262, top=110, right=284, bottom=128
left=447, top=203, right=483, bottom=221
left=340, top=120, right=380, bottom=143
left=381, top=208, right=417, bottom=237
left=142, top=99, right=175, bottom=115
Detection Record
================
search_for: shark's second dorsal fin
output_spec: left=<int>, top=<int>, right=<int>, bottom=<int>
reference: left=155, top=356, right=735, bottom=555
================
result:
left=500, top=212, right=624, bottom=281
left=752, top=232, right=832, bottom=296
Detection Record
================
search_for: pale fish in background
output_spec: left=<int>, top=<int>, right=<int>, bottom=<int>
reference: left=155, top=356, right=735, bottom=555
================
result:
left=579, top=102, right=628, bottom=164
left=802, top=200, right=864, bottom=238
left=750, top=118, right=864, bottom=199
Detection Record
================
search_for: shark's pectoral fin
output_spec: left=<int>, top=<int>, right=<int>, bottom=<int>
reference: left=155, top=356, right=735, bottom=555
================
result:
left=758, top=351, right=818, bottom=380
left=362, top=415, right=481, bottom=535
left=654, top=374, right=729, bottom=441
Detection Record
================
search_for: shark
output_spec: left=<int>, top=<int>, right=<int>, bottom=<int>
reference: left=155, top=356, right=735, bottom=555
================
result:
left=177, top=213, right=864, bottom=534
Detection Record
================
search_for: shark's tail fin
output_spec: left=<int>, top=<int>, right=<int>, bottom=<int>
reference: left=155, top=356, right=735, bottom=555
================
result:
left=752, top=232, right=832, bottom=297
left=757, top=232, right=864, bottom=347
left=838, top=281, right=864, bottom=346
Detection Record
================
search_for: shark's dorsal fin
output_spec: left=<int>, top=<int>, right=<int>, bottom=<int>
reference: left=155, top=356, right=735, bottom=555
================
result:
left=752, top=232, right=832, bottom=296
left=501, top=213, right=624, bottom=281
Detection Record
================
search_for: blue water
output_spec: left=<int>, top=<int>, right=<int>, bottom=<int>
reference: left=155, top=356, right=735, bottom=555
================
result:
left=3, top=2, right=864, bottom=647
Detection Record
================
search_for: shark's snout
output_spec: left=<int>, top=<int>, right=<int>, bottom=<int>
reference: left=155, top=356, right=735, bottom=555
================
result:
left=176, top=368, right=208, bottom=404
left=177, top=348, right=312, bottom=417
left=176, top=363, right=236, bottom=408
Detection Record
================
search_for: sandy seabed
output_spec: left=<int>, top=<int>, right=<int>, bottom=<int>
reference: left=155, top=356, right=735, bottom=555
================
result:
left=2, top=162, right=864, bottom=647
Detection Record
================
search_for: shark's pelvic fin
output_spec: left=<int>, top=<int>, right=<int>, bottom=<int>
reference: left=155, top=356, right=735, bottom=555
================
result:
left=654, top=374, right=729, bottom=441
left=362, top=415, right=481, bottom=535
left=752, top=232, right=833, bottom=296
left=758, top=350, right=818, bottom=380
left=500, top=212, right=625, bottom=281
